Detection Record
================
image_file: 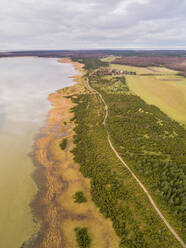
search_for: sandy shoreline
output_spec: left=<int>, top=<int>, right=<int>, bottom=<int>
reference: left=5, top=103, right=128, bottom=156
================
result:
left=30, top=59, right=84, bottom=248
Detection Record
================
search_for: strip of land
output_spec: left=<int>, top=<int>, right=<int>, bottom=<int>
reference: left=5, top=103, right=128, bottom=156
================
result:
left=31, top=59, right=119, bottom=248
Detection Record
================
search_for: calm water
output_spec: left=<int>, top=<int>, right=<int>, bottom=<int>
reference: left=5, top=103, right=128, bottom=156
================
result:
left=0, top=57, right=77, bottom=248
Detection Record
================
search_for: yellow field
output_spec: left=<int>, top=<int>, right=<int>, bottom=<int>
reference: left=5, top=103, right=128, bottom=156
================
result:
left=125, top=72, right=186, bottom=126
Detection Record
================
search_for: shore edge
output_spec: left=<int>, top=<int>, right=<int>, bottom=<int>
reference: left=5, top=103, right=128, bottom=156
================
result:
left=27, top=58, right=84, bottom=248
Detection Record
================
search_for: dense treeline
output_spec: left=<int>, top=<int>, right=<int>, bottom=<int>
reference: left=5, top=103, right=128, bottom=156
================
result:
left=72, top=57, right=109, bottom=70
left=70, top=90, right=181, bottom=247
left=89, top=74, right=186, bottom=242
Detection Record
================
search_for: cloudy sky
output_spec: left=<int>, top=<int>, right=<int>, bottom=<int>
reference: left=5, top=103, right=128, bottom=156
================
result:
left=0, top=0, right=186, bottom=50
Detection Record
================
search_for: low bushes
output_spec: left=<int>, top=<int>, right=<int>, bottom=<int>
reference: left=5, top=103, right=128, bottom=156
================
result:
left=75, top=227, right=91, bottom=248
left=60, top=138, right=67, bottom=150
left=73, top=192, right=87, bottom=203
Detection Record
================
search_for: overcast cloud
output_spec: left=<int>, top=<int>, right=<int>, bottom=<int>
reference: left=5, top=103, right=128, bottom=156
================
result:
left=0, top=0, right=186, bottom=50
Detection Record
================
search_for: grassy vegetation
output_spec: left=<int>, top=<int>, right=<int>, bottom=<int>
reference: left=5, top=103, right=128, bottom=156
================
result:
left=73, top=192, right=87, bottom=203
left=70, top=86, right=182, bottom=247
left=88, top=73, right=186, bottom=243
left=59, top=138, right=67, bottom=150
left=75, top=227, right=91, bottom=248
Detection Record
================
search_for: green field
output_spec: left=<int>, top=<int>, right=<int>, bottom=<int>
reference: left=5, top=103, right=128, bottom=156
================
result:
left=110, top=64, right=186, bottom=126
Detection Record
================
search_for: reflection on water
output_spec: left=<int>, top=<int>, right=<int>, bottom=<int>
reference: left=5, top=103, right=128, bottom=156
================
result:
left=0, top=103, right=5, bottom=131
left=0, top=57, right=76, bottom=248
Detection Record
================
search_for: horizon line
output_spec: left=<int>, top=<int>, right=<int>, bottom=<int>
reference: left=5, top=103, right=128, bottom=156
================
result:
left=1, top=48, right=186, bottom=53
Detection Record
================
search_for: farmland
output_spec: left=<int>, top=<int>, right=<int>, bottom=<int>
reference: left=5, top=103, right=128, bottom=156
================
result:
left=109, top=63, right=186, bottom=126
left=126, top=75, right=186, bottom=126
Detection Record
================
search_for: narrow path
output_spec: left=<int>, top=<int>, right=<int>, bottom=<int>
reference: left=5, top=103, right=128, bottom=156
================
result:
left=86, top=77, right=186, bottom=248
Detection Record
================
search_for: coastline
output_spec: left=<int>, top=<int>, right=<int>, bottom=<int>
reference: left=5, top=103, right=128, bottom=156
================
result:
left=30, top=59, right=84, bottom=248
left=30, top=58, right=119, bottom=248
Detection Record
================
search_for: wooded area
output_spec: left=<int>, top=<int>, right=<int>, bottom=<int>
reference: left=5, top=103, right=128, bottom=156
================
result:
left=89, top=73, right=186, bottom=243
left=70, top=88, right=182, bottom=247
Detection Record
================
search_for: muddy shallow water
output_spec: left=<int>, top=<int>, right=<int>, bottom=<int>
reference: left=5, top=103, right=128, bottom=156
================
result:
left=0, top=57, right=76, bottom=248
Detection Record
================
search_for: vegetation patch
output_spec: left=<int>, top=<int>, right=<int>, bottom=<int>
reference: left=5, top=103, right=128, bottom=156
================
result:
left=73, top=191, right=87, bottom=203
left=75, top=227, right=91, bottom=248
left=59, top=138, right=67, bottom=150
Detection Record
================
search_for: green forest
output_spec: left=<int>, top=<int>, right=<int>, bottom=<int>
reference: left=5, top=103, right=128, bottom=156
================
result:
left=70, top=84, right=182, bottom=247
left=88, top=72, right=186, bottom=242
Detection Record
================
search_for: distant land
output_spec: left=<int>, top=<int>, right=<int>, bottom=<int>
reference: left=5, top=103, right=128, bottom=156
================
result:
left=1, top=49, right=186, bottom=58
left=1, top=49, right=186, bottom=77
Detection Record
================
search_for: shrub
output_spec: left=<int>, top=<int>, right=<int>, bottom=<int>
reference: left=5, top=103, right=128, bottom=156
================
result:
left=60, top=138, right=67, bottom=150
left=75, top=227, right=91, bottom=248
left=73, top=191, right=87, bottom=203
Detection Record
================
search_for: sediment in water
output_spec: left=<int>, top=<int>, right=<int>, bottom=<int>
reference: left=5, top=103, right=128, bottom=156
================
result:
left=28, top=59, right=83, bottom=248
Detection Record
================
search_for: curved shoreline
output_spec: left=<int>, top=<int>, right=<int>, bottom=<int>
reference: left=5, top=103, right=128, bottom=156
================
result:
left=29, top=59, right=84, bottom=248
